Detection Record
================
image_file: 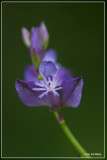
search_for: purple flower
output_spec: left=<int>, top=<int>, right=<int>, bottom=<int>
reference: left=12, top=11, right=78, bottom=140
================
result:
left=15, top=61, right=83, bottom=109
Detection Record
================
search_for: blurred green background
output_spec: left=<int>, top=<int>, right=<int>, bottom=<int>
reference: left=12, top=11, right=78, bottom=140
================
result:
left=2, top=2, right=104, bottom=158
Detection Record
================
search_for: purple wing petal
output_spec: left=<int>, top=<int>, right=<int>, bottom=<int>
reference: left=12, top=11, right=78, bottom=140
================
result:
left=24, top=65, right=39, bottom=82
left=39, top=61, right=57, bottom=79
left=61, top=77, right=83, bottom=108
left=15, top=79, right=48, bottom=107
left=43, top=49, right=57, bottom=62
left=54, top=68, right=71, bottom=85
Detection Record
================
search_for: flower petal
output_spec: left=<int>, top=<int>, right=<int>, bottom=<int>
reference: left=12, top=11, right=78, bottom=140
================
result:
left=61, top=77, right=83, bottom=108
left=15, top=79, right=48, bottom=107
left=24, top=65, right=38, bottom=82
left=54, top=68, right=71, bottom=85
left=43, top=49, right=57, bottom=62
left=44, top=61, right=57, bottom=78
left=39, top=61, right=47, bottom=76
left=39, top=61, right=57, bottom=79
left=48, top=92, right=61, bottom=108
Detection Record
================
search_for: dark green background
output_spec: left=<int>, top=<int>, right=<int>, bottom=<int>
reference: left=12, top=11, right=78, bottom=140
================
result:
left=2, top=2, right=104, bottom=157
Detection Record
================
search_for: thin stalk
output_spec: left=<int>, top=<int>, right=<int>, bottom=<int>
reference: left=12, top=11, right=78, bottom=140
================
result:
left=53, top=111, right=90, bottom=158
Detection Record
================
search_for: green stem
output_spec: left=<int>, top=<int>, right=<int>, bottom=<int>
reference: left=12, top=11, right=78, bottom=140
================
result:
left=53, top=111, right=90, bottom=158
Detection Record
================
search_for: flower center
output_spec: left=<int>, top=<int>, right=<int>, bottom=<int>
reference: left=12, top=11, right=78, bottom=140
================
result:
left=32, top=76, right=62, bottom=98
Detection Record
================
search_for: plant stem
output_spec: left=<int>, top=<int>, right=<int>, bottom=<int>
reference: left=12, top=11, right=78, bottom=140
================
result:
left=53, top=111, right=90, bottom=158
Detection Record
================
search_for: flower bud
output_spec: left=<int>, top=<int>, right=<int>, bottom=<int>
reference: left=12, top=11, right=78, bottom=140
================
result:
left=39, top=22, right=49, bottom=50
left=30, top=28, right=44, bottom=60
left=22, top=28, right=30, bottom=47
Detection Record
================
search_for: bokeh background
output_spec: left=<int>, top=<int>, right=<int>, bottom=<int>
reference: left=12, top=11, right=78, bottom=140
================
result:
left=2, top=2, right=104, bottom=158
